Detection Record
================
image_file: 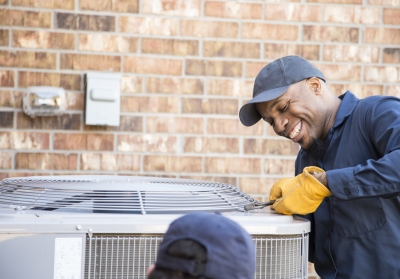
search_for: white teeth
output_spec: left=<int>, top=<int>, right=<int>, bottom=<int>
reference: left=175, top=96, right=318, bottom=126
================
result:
left=289, top=122, right=301, bottom=139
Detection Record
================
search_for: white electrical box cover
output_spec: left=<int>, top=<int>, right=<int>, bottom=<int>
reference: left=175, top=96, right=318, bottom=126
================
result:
left=23, top=86, right=66, bottom=117
left=85, top=72, right=121, bottom=126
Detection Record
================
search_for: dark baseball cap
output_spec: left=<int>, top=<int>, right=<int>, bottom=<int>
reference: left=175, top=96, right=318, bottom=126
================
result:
left=154, top=212, right=256, bottom=279
left=239, top=55, right=325, bottom=126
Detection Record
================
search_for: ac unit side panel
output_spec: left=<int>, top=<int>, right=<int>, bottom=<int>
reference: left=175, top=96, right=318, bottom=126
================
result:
left=0, top=209, right=310, bottom=235
left=0, top=233, right=85, bottom=279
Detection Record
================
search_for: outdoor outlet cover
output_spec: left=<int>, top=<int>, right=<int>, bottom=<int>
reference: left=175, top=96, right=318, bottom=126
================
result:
left=85, top=72, right=121, bottom=126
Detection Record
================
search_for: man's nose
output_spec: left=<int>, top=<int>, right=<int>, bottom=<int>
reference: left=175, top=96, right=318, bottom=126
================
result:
left=274, top=117, right=289, bottom=136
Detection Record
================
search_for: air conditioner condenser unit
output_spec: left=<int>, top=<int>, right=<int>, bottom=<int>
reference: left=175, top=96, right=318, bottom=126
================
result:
left=0, top=175, right=310, bottom=279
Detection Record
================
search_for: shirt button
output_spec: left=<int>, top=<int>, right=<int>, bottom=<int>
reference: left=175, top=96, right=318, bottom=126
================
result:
left=344, top=188, right=350, bottom=195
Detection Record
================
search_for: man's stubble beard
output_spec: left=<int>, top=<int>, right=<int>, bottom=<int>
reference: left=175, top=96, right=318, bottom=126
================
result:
left=303, top=137, right=328, bottom=162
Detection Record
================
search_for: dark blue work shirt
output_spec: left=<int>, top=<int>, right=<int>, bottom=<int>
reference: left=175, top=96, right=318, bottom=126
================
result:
left=295, top=91, right=400, bottom=279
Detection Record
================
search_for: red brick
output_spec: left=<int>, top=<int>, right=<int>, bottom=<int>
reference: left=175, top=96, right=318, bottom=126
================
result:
left=80, top=0, right=138, bottom=13
left=54, top=133, right=114, bottom=151
left=383, top=48, right=400, bottom=64
left=304, top=26, right=359, bottom=43
left=12, top=0, right=74, bottom=9
left=121, top=76, right=143, bottom=93
left=308, top=0, right=361, bottom=3
left=181, top=20, right=238, bottom=38
left=84, top=115, right=143, bottom=132
left=144, top=155, right=202, bottom=172
left=328, top=84, right=384, bottom=98
left=204, top=41, right=260, bottom=58
left=17, top=112, right=81, bottom=130
left=185, top=60, right=242, bottom=77
left=364, top=28, right=400, bottom=44
left=18, top=71, right=81, bottom=90
left=0, top=90, right=22, bottom=108
left=368, top=0, right=399, bottom=5
left=120, top=96, right=179, bottom=113
left=265, top=4, right=322, bottom=21
left=323, top=45, right=380, bottom=63
left=54, top=133, right=86, bottom=150
left=265, top=158, right=295, bottom=175
left=65, top=92, right=84, bottom=110
left=205, top=1, right=262, bottom=19
left=124, top=56, right=182, bottom=75
left=208, top=79, right=254, bottom=97
left=79, top=34, right=138, bottom=53
left=242, top=23, right=298, bottom=40
left=384, top=8, right=400, bottom=24
left=182, top=98, right=238, bottom=115
left=142, top=38, right=198, bottom=56
left=0, top=29, right=9, bottom=46
left=13, top=30, right=75, bottom=50
left=143, top=0, right=201, bottom=16
left=207, top=118, right=264, bottom=136
left=15, top=153, right=78, bottom=170
left=0, top=132, right=49, bottom=149
left=317, top=64, right=361, bottom=82
left=0, top=51, right=56, bottom=69
left=87, top=134, right=114, bottom=151
left=0, top=9, right=51, bottom=27
left=0, top=70, right=15, bottom=87
left=183, top=137, right=239, bottom=153
left=387, top=86, right=400, bottom=97
left=120, top=16, right=179, bottom=35
left=118, top=135, right=177, bottom=152
left=147, top=116, right=204, bottom=134
left=147, top=77, right=203, bottom=95
left=239, top=177, right=280, bottom=195
left=324, top=6, right=380, bottom=24
left=246, top=62, right=267, bottom=78
left=56, top=13, right=115, bottom=32
left=364, top=66, right=400, bottom=83
left=81, top=153, right=140, bottom=171
left=244, top=139, right=299, bottom=155
left=205, top=157, right=261, bottom=174
left=60, top=54, right=120, bottom=71
left=0, top=151, right=12, bottom=169
left=264, top=44, right=320, bottom=61
left=0, top=111, right=13, bottom=127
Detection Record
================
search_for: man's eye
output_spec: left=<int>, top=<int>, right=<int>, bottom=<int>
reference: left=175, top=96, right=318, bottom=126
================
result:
left=280, top=103, right=289, bottom=112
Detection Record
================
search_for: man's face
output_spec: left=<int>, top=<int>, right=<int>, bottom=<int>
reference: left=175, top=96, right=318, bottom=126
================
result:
left=255, top=78, right=327, bottom=150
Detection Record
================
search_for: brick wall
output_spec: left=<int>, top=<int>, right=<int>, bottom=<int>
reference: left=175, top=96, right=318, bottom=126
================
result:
left=0, top=0, right=399, bottom=276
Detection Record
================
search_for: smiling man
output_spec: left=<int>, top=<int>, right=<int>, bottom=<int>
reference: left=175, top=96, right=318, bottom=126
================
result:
left=239, top=55, right=400, bottom=278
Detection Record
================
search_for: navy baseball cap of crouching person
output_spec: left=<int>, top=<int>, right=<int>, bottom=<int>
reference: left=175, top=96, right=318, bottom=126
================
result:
left=239, top=55, right=325, bottom=127
left=154, top=212, right=256, bottom=279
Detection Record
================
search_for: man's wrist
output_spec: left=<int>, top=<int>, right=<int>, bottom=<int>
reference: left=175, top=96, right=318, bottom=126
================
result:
left=314, top=173, right=330, bottom=190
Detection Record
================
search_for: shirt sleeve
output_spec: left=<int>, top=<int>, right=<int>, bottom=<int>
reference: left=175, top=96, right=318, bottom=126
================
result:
left=327, top=97, right=400, bottom=200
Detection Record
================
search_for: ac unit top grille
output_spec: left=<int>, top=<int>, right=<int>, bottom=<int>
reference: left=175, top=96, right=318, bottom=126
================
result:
left=0, top=175, right=256, bottom=215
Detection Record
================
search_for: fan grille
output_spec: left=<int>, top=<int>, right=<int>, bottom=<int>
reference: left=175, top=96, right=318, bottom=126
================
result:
left=84, top=234, right=308, bottom=279
left=0, top=176, right=256, bottom=214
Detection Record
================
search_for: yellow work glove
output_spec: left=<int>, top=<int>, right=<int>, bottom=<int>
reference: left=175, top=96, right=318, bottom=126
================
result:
left=269, top=166, right=332, bottom=215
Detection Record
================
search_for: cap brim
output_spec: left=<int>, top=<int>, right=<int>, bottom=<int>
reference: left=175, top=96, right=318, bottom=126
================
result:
left=239, top=84, right=290, bottom=126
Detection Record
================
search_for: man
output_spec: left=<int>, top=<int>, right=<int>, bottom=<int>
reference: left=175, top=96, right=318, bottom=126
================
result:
left=239, top=55, right=400, bottom=279
left=147, top=212, right=256, bottom=279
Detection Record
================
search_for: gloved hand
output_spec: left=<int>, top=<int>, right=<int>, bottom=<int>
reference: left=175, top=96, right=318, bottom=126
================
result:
left=269, top=166, right=332, bottom=215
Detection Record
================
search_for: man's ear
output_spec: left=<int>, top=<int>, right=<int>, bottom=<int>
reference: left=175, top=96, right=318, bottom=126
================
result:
left=307, top=77, right=322, bottom=95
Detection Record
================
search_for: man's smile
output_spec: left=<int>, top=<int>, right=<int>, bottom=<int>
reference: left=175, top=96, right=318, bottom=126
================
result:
left=289, top=121, right=302, bottom=140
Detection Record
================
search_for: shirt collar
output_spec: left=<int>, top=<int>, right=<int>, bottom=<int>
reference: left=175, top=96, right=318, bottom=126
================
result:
left=333, top=91, right=359, bottom=129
